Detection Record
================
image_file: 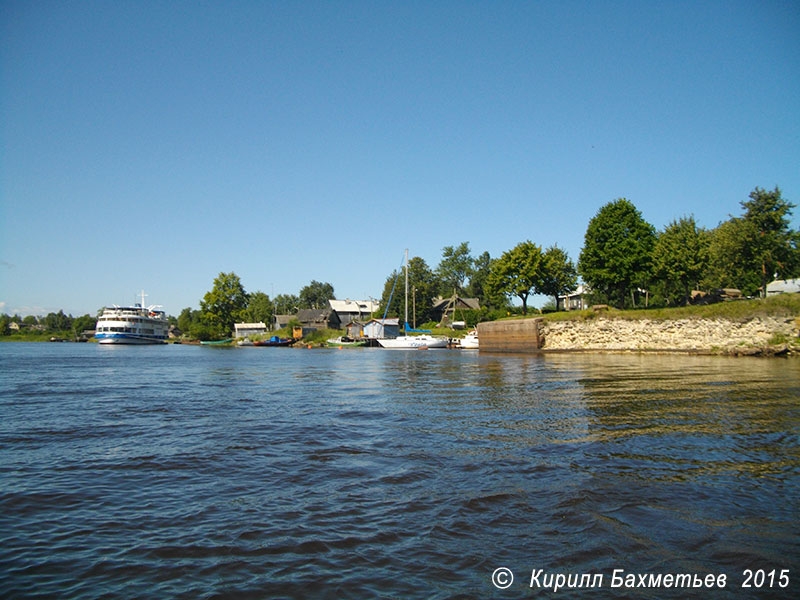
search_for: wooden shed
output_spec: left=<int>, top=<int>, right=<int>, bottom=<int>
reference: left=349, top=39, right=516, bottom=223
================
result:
left=362, top=318, right=400, bottom=339
left=346, top=321, right=365, bottom=338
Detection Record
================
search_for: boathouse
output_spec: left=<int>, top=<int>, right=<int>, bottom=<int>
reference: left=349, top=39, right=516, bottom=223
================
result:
left=362, top=318, right=399, bottom=339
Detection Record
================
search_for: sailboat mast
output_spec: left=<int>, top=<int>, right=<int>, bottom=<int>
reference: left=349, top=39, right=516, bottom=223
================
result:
left=404, top=249, right=409, bottom=329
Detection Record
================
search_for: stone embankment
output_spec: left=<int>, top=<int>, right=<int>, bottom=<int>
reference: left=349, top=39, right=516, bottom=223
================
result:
left=478, top=316, right=799, bottom=355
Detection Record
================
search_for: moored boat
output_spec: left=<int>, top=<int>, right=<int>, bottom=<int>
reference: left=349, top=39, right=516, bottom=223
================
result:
left=326, top=336, right=366, bottom=347
left=95, top=291, right=169, bottom=344
left=254, top=336, right=296, bottom=347
left=378, top=333, right=448, bottom=349
left=377, top=250, right=449, bottom=349
left=459, top=329, right=479, bottom=349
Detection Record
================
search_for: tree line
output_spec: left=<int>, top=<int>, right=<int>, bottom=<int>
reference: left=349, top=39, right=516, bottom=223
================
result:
left=0, top=311, right=97, bottom=337
left=377, top=185, right=797, bottom=317
left=4, top=185, right=795, bottom=339
left=578, top=186, right=798, bottom=308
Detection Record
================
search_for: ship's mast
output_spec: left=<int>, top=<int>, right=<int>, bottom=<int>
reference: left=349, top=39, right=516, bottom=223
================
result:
left=139, top=290, right=148, bottom=309
left=404, top=249, right=409, bottom=330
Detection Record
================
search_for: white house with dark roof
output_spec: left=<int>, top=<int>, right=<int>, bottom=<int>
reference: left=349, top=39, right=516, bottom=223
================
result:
left=328, top=299, right=380, bottom=326
left=766, top=278, right=800, bottom=295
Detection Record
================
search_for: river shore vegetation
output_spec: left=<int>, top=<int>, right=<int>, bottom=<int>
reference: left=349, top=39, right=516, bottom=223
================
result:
left=2, top=186, right=797, bottom=342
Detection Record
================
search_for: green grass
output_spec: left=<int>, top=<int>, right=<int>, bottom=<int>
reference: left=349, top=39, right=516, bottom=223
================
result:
left=0, top=330, right=83, bottom=342
left=503, top=294, right=800, bottom=323
left=300, top=328, right=343, bottom=344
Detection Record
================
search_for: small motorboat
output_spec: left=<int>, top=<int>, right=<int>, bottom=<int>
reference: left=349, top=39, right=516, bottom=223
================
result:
left=459, top=330, right=479, bottom=349
left=254, top=336, right=296, bottom=347
left=326, top=336, right=366, bottom=347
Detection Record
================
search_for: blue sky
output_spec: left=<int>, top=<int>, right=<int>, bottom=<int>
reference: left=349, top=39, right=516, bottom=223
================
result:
left=2, top=0, right=798, bottom=317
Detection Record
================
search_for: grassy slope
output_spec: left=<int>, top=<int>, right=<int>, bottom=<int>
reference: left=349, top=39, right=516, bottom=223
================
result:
left=514, top=294, right=800, bottom=323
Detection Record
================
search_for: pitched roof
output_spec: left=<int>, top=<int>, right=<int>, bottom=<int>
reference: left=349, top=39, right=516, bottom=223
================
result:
left=432, top=296, right=480, bottom=310
left=297, top=308, right=335, bottom=323
left=364, top=318, right=399, bottom=326
left=234, top=322, right=267, bottom=329
left=328, top=299, right=380, bottom=314
left=767, top=278, right=800, bottom=294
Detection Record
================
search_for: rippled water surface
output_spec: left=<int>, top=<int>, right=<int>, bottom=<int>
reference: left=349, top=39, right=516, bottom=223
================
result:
left=1, top=343, right=799, bottom=598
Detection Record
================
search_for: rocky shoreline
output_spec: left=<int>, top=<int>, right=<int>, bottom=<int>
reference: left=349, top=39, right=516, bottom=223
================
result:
left=479, top=315, right=799, bottom=356
left=540, top=315, right=798, bottom=355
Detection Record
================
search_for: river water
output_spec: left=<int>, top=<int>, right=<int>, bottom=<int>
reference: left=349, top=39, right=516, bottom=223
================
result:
left=1, top=343, right=798, bottom=598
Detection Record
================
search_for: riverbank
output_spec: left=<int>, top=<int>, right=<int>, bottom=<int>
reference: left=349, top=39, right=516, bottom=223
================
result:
left=479, top=295, right=800, bottom=355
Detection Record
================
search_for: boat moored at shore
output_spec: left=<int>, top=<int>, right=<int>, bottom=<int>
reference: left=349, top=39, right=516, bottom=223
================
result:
left=95, top=291, right=169, bottom=344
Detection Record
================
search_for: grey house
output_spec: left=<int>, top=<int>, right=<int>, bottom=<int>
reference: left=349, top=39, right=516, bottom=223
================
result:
left=296, top=308, right=341, bottom=331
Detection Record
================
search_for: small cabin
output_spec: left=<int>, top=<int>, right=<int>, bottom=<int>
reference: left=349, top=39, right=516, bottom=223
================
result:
left=558, top=284, right=589, bottom=311
left=346, top=321, right=365, bottom=339
left=362, top=318, right=400, bottom=339
left=234, top=322, right=268, bottom=339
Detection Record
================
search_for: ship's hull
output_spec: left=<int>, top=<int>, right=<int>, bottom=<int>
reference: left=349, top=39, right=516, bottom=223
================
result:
left=377, top=335, right=448, bottom=349
left=96, top=333, right=167, bottom=344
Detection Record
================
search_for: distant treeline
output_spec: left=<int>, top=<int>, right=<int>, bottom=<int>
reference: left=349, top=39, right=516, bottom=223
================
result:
left=0, top=311, right=99, bottom=337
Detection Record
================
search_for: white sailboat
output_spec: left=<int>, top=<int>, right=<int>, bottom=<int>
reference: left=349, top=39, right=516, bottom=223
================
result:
left=378, top=250, right=449, bottom=349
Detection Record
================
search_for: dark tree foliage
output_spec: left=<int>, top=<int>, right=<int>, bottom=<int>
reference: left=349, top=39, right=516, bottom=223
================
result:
left=467, top=251, right=507, bottom=310
left=540, top=245, right=578, bottom=310
left=298, top=280, right=335, bottom=310
left=740, top=186, right=797, bottom=296
left=487, top=240, right=543, bottom=315
left=435, top=242, right=474, bottom=296
left=652, top=216, right=710, bottom=305
left=44, top=310, right=73, bottom=332
left=245, top=291, right=274, bottom=325
left=579, top=198, right=656, bottom=309
left=199, top=272, right=249, bottom=337
left=273, top=294, right=300, bottom=315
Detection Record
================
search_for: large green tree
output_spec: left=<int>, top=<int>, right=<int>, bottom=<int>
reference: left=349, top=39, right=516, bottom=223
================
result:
left=199, top=272, right=249, bottom=337
left=273, top=294, right=300, bottom=315
left=652, top=216, right=709, bottom=305
left=244, top=291, right=274, bottom=325
left=702, top=187, right=798, bottom=297
left=298, top=280, right=335, bottom=309
left=702, top=219, right=758, bottom=294
left=72, top=314, right=96, bottom=335
left=579, top=198, right=656, bottom=308
left=540, top=245, right=578, bottom=310
left=435, top=242, right=474, bottom=296
left=467, top=251, right=506, bottom=309
left=740, top=186, right=798, bottom=296
left=177, top=307, right=199, bottom=333
left=487, top=240, right=543, bottom=315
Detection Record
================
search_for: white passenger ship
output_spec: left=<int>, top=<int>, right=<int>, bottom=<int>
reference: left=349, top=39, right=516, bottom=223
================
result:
left=95, top=291, right=169, bottom=344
